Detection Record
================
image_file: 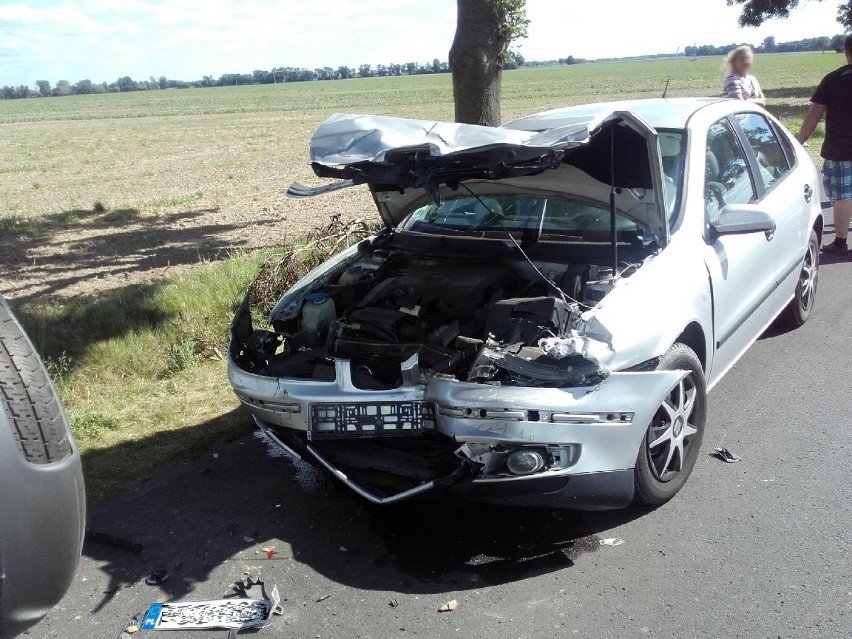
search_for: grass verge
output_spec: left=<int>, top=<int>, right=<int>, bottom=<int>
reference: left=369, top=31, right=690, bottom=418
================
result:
left=12, top=217, right=374, bottom=500
left=13, top=250, right=272, bottom=500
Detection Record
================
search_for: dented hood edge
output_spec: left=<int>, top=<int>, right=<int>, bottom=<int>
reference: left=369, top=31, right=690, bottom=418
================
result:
left=289, top=110, right=668, bottom=243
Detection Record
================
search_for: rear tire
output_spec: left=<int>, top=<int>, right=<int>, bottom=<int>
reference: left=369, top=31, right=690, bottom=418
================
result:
left=634, top=343, right=706, bottom=506
left=782, top=229, right=819, bottom=328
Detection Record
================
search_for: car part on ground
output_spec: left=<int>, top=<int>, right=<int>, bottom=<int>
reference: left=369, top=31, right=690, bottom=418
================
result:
left=231, top=98, right=823, bottom=510
left=0, top=296, right=85, bottom=639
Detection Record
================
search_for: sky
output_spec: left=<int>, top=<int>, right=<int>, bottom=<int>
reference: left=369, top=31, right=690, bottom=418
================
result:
left=0, top=0, right=844, bottom=86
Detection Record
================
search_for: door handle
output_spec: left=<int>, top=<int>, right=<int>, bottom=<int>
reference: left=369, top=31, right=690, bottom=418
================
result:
left=804, top=184, right=813, bottom=203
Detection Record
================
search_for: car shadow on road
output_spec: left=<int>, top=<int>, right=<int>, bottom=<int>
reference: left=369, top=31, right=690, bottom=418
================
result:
left=81, top=419, right=654, bottom=612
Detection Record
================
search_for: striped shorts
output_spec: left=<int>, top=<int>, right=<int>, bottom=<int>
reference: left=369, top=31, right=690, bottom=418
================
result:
left=823, top=160, right=852, bottom=201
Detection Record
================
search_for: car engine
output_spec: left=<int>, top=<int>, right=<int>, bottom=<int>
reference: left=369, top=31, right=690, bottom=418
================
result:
left=243, top=248, right=617, bottom=389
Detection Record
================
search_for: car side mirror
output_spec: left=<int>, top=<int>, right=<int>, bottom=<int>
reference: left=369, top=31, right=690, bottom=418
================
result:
left=707, top=204, right=776, bottom=239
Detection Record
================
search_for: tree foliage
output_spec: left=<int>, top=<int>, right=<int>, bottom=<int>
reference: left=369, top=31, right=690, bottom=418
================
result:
left=727, top=0, right=852, bottom=30
left=494, top=0, right=530, bottom=63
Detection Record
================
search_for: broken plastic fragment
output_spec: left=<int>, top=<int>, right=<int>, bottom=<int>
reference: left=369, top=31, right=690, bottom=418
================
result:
left=539, top=334, right=580, bottom=358
left=710, top=447, right=741, bottom=463
left=125, top=625, right=139, bottom=634
left=599, top=538, right=624, bottom=546
left=438, top=599, right=458, bottom=612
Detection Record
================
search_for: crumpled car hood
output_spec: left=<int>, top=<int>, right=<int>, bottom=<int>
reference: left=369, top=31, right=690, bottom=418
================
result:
left=308, top=113, right=588, bottom=165
left=290, top=110, right=668, bottom=243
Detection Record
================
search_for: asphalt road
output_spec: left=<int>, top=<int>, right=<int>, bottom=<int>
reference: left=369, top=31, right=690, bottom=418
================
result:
left=27, top=244, right=852, bottom=639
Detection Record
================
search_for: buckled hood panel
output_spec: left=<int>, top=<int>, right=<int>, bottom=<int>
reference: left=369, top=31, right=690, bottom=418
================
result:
left=292, top=111, right=668, bottom=243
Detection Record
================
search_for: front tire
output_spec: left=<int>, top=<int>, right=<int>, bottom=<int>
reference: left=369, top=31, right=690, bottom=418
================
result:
left=634, top=343, right=707, bottom=506
left=782, top=229, right=819, bottom=328
left=0, top=296, right=85, bottom=639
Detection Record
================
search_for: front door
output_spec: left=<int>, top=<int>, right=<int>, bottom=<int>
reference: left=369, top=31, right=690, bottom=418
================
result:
left=732, top=112, right=811, bottom=313
left=702, top=117, right=778, bottom=383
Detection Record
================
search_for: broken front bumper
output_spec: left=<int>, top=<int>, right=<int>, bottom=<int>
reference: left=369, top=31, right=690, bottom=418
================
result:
left=229, top=347, right=685, bottom=510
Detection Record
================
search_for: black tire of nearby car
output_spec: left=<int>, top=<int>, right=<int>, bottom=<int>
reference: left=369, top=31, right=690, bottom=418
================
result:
left=633, top=343, right=707, bottom=506
left=782, top=229, right=819, bottom=328
left=0, top=295, right=85, bottom=639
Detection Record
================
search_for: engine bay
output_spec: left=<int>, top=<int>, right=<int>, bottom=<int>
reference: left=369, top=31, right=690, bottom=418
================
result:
left=237, top=245, right=638, bottom=390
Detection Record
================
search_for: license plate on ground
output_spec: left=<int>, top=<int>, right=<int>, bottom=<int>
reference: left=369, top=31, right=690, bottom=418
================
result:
left=308, top=401, right=434, bottom=440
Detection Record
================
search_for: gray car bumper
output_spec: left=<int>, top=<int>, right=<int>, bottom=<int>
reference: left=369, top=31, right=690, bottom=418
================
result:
left=230, top=346, right=685, bottom=509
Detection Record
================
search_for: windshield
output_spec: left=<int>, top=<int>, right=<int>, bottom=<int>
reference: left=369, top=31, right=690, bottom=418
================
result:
left=401, top=194, right=642, bottom=242
left=399, top=129, right=685, bottom=240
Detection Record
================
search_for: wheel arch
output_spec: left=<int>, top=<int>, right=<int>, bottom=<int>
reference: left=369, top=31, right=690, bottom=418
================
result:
left=813, top=213, right=824, bottom=247
left=673, top=322, right=707, bottom=372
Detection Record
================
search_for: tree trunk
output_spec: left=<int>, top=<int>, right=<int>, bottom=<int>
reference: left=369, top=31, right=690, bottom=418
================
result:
left=449, top=0, right=508, bottom=127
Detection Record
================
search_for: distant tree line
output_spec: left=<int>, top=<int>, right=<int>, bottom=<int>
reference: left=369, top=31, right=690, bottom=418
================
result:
left=0, top=49, right=596, bottom=100
left=1, top=59, right=455, bottom=100
left=685, top=33, right=848, bottom=57
left=4, top=33, right=843, bottom=101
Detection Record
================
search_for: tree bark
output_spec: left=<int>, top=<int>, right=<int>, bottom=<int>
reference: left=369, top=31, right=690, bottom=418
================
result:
left=449, top=0, right=508, bottom=127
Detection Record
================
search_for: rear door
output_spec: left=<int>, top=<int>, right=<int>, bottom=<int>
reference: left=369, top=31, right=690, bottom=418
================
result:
left=702, top=117, right=778, bottom=381
left=731, top=112, right=810, bottom=314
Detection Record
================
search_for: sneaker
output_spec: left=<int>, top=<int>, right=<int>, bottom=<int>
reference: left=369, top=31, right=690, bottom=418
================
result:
left=823, top=238, right=849, bottom=254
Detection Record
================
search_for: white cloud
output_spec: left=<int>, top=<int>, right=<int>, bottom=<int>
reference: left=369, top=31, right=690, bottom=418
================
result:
left=0, top=0, right=844, bottom=87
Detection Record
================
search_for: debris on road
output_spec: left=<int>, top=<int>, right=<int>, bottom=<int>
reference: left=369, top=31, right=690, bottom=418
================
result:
left=141, top=586, right=282, bottom=631
left=261, top=546, right=276, bottom=559
left=316, top=594, right=331, bottom=603
left=710, top=447, right=742, bottom=463
left=437, top=599, right=458, bottom=613
left=389, top=599, right=399, bottom=608
left=599, top=538, right=624, bottom=547
left=124, top=624, right=139, bottom=633
left=145, top=569, right=170, bottom=586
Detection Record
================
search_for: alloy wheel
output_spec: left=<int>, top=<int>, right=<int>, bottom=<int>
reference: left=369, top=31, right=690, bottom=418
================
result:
left=646, top=375, right=700, bottom=482
left=799, top=239, right=818, bottom=313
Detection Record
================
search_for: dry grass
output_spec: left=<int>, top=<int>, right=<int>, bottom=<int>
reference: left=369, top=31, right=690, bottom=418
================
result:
left=248, top=214, right=374, bottom=314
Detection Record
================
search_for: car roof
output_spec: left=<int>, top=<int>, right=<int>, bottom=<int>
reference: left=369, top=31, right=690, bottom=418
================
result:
left=504, top=98, right=726, bottom=132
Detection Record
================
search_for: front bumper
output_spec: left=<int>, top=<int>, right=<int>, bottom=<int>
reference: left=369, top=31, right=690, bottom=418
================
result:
left=230, top=347, right=685, bottom=509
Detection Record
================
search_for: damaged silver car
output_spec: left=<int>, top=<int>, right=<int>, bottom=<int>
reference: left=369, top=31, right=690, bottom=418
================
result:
left=229, top=98, right=823, bottom=509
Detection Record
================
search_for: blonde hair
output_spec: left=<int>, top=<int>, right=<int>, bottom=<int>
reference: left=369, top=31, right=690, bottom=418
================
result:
left=724, top=45, right=754, bottom=74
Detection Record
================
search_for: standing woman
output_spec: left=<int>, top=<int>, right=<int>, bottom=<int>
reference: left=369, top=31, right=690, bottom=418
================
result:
left=723, top=45, right=766, bottom=106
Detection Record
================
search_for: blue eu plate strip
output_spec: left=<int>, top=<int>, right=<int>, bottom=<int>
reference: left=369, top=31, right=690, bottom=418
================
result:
left=141, top=603, right=164, bottom=630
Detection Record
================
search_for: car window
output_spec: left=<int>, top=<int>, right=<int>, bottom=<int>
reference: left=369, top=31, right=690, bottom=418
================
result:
left=772, top=120, right=798, bottom=169
left=705, top=118, right=756, bottom=224
left=735, top=113, right=791, bottom=191
left=658, top=130, right=686, bottom=229
left=402, top=195, right=640, bottom=242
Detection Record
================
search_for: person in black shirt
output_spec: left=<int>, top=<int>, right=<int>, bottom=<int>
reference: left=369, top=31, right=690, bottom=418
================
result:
left=798, top=35, right=852, bottom=255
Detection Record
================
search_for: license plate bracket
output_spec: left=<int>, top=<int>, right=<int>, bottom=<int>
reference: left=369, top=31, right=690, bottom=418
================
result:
left=308, top=401, right=433, bottom=440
